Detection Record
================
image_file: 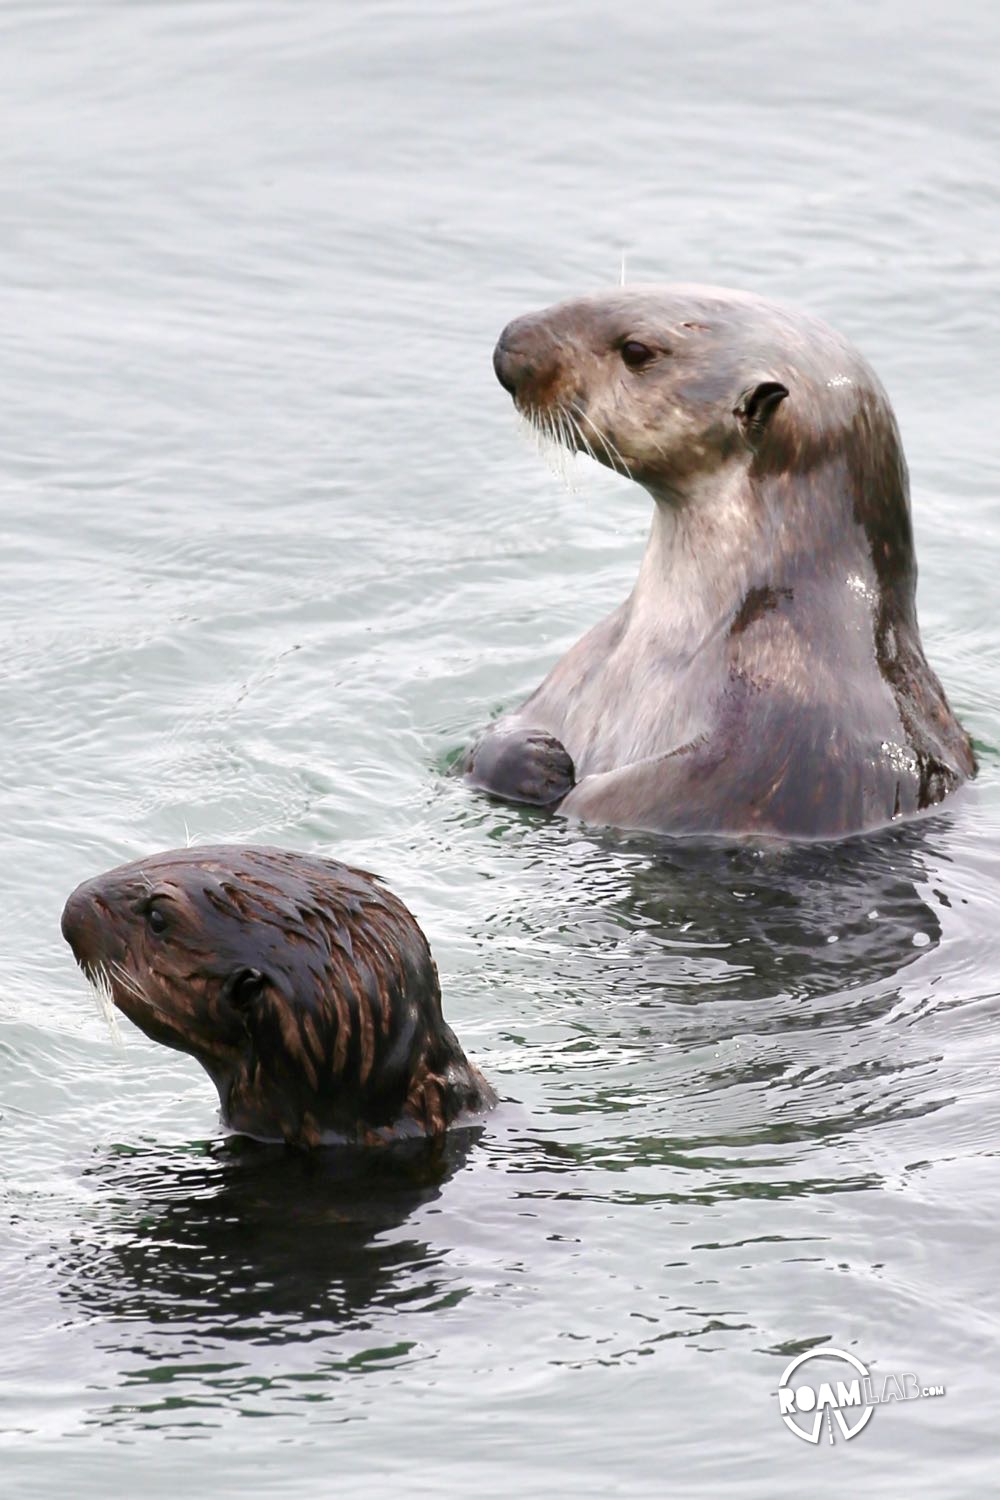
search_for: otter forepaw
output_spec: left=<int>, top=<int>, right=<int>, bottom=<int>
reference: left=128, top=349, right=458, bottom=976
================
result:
left=464, top=725, right=575, bottom=808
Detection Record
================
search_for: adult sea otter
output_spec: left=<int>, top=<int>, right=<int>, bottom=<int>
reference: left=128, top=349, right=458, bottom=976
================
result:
left=465, top=285, right=974, bottom=839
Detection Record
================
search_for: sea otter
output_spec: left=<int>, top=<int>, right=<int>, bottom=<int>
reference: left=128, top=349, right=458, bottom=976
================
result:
left=61, top=845, right=496, bottom=1147
left=465, top=284, right=975, bottom=839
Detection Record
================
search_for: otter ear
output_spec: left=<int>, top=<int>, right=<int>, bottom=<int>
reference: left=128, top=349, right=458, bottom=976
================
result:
left=734, top=380, right=789, bottom=438
left=223, top=967, right=267, bottom=1011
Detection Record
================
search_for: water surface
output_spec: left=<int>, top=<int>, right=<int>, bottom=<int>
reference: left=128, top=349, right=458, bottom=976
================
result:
left=2, top=2, right=999, bottom=1495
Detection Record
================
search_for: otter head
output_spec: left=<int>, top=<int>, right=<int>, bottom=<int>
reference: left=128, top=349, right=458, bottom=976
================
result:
left=494, top=284, right=917, bottom=616
left=61, top=845, right=495, bottom=1147
left=494, top=284, right=901, bottom=506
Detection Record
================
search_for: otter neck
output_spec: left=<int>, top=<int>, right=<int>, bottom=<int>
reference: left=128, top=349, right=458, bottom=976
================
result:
left=629, top=470, right=766, bottom=643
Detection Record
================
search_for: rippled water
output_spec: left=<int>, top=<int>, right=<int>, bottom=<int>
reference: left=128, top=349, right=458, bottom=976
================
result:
left=2, top=2, right=999, bottom=1495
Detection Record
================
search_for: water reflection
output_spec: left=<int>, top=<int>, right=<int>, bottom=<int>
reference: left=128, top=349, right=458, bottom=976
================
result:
left=456, top=806, right=960, bottom=1181
left=472, top=805, right=950, bottom=1019
left=614, top=818, right=947, bottom=1007
left=60, top=1130, right=481, bottom=1345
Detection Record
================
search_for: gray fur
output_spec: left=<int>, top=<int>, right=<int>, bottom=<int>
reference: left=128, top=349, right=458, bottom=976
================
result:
left=468, top=285, right=974, bottom=840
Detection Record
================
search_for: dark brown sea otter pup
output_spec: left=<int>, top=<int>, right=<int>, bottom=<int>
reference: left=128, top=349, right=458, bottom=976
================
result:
left=61, top=846, right=496, bottom=1147
left=465, top=284, right=975, bottom=839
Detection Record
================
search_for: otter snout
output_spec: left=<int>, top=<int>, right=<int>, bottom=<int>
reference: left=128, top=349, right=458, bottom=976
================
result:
left=61, top=879, right=108, bottom=972
left=493, top=328, right=529, bottom=398
left=493, top=314, right=564, bottom=406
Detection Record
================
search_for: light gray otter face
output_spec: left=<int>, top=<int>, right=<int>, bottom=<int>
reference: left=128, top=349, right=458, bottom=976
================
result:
left=61, top=845, right=496, bottom=1147
left=493, top=284, right=878, bottom=500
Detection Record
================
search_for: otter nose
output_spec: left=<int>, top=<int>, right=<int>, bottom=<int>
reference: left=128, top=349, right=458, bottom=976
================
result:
left=493, top=334, right=522, bottom=397
left=493, top=313, right=549, bottom=400
left=61, top=879, right=101, bottom=968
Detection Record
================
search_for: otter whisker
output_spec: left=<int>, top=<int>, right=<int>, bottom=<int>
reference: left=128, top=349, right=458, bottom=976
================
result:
left=597, top=427, right=632, bottom=481
left=88, top=964, right=124, bottom=1048
left=108, top=957, right=140, bottom=992
left=570, top=403, right=633, bottom=480
left=557, top=406, right=579, bottom=457
left=553, top=408, right=571, bottom=462
left=569, top=401, right=615, bottom=469
left=573, top=404, right=631, bottom=479
left=564, top=407, right=598, bottom=467
left=108, top=958, right=164, bottom=1018
left=517, top=404, right=580, bottom=491
left=553, top=408, right=583, bottom=490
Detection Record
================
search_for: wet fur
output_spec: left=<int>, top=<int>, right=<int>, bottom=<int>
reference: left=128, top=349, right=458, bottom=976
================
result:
left=467, top=284, right=975, bottom=839
left=61, top=845, right=496, bottom=1147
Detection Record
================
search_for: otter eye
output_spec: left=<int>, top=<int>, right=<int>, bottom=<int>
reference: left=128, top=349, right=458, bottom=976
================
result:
left=146, top=905, right=168, bottom=935
left=621, top=339, right=656, bottom=370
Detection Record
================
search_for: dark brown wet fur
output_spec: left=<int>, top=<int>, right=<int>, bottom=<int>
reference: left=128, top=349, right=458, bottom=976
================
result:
left=467, top=284, right=975, bottom=840
left=61, top=845, right=496, bottom=1147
